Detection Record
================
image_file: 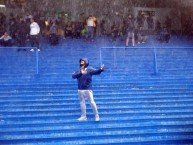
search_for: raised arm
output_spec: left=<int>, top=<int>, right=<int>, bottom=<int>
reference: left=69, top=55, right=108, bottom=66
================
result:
left=90, top=64, right=105, bottom=75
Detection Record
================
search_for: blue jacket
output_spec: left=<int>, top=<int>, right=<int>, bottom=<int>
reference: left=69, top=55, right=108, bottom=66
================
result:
left=72, top=58, right=103, bottom=90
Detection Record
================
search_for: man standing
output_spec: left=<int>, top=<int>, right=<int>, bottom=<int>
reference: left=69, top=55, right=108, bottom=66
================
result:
left=125, top=14, right=135, bottom=47
left=72, top=58, right=105, bottom=121
left=29, top=18, right=40, bottom=52
left=85, top=15, right=97, bottom=42
left=17, top=17, right=28, bottom=51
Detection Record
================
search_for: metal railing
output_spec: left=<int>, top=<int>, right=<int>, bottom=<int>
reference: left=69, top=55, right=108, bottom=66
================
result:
left=153, top=47, right=158, bottom=75
left=0, top=46, right=39, bottom=74
left=100, top=47, right=158, bottom=75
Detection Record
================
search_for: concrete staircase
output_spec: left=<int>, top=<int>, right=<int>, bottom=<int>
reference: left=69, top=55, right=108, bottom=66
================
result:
left=0, top=37, right=193, bottom=145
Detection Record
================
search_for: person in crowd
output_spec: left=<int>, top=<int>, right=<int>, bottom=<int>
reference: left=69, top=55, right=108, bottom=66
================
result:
left=125, top=14, right=135, bottom=47
left=0, top=31, right=12, bottom=46
left=118, top=22, right=126, bottom=41
left=136, top=10, right=146, bottom=44
left=99, top=19, right=106, bottom=36
left=57, top=19, right=65, bottom=39
left=65, top=22, right=73, bottom=38
left=72, top=58, right=105, bottom=121
left=0, top=13, right=6, bottom=28
left=9, top=14, right=17, bottom=41
left=49, top=22, right=59, bottom=45
left=139, top=29, right=146, bottom=44
left=0, top=25, right=6, bottom=37
left=81, top=24, right=87, bottom=39
left=183, top=16, right=192, bottom=36
left=146, top=13, right=154, bottom=35
left=16, top=17, right=28, bottom=51
left=159, top=26, right=171, bottom=43
left=85, top=15, right=97, bottom=42
left=24, top=11, right=33, bottom=25
left=74, top=22, right=82, bottom=39
left=165, top=16, right=172, bottom=33
left=43, top=19, right=50, bottom=37
left=155, top=20, right=162, bottom=35
left=29, top=18, right=40, bottom=52
left=111, top=22, right=119, bottom=41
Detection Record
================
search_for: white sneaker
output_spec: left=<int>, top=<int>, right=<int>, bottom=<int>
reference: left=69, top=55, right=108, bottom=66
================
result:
left=38, top=49, right=40, bottom=52
left=95, top=115, right=100, bottom=121
left=77, top=116, right=87, bottom=121
left=30, top=49, right=34, bottom=52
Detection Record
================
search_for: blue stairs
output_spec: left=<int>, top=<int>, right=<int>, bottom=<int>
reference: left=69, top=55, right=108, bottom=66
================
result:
left=0, top=36, right=193, bottom=145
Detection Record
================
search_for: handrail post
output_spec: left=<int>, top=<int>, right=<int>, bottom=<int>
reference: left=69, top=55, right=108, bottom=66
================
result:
left=153, top=47, right=158, bottom=75
left=35, top=47, right=39, bottom=74
left=100, top=47, right=102, bottom=65
left=114, top=47, right=116, bottom=67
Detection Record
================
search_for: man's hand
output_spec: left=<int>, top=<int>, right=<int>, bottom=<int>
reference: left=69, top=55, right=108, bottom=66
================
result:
left=81, top=69, right=87, bottom=75
left=101, top=64, right=105, bottom=70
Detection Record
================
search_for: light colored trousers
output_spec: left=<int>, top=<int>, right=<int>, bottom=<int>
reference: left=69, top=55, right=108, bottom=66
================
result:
left=78, top=90, right=98, bottom=117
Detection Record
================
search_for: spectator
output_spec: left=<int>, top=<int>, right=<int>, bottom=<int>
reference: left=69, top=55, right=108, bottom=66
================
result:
left=29, top=18, right=40, bottom=52
left=111, top=22, right=119, bottom=41
left=118, top=22, right=126, bottom=41
left=155, top=20, right=161, bottom=35
left=184, top=16, right=192, bottom=36
left=24, top=11, right=33, bottom=25
left=136, top=10, right=146, bottom=44
left=0, top=25, right=6, bottom=36
left=81, top=24, right=87, bottom=39
left=159, top=26, right=171, bottom=43
left=74, top=22, right=82, bottom=39
left=0, top=13, right=6, bottom=28
left=125, top=14, right=135, bottom=47
left=165, top=16, right=172, bottom=33
left=146, top=13, right=154, bottom=35
left=0, top=31, right=12, bottom=46
left=9, top=14, right=17, bottom=40
left=99, top=19, right=106, bottom=36
left=65, top=22, right=73, bottom=38
left=85, top=15, right=97, bottom=42
left=16, top=17, right=28, bottom=48
left=49, top=22, right=59, bottom=45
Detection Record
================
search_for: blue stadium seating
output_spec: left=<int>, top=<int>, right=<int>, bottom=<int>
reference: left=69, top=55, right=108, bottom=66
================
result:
left=0, top=36, right=193, bottom=144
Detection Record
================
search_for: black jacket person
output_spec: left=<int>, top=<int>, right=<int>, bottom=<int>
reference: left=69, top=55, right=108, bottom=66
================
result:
left=72, top=58, right=105, bottom=121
